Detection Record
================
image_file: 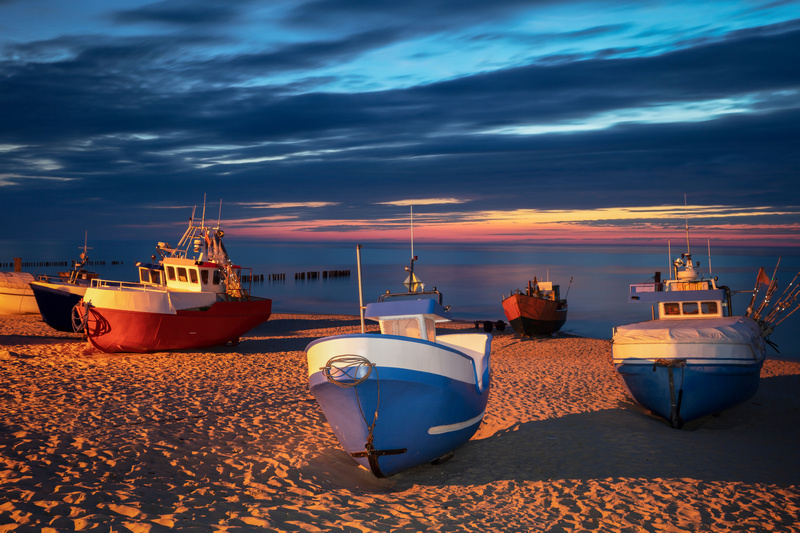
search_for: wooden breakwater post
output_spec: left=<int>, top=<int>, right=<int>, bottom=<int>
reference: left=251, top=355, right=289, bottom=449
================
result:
left=294, top=269, right=351, bottom=280
left=5, top=258, right=120, bottom=270
left=322, top=269, right=351, bottom=278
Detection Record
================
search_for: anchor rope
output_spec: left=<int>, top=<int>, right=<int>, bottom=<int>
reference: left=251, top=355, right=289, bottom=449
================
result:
left=322, top=354, right=382, bottom=461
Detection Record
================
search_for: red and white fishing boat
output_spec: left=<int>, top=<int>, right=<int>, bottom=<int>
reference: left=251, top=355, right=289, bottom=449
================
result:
left=77, top=203, right=271, bottom=353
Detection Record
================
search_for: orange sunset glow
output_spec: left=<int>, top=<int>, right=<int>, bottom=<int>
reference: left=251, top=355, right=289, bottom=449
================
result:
left=222, top=203, right=800, bottom=247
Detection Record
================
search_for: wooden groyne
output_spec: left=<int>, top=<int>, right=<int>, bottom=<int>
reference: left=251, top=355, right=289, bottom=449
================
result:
left=246, top=270, right=351, bottom=282
left=294, top=270, right=351, bottom=280
left=3, top=258, right=350, bottom=285
left=2, top=258, right=121, bottom=272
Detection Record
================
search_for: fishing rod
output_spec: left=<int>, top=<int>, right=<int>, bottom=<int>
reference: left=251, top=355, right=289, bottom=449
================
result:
left=565, top=276, right=574, bottom=299
left=752, top=258, right=781, bottom=320
left=763, top=272, right=800, bottom=326
left=745, top=268, right=764, bottom=318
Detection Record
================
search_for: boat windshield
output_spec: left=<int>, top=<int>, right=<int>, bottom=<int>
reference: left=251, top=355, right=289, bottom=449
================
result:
left=380, top=316, right=436, bottom=342
left=660, top=301, right=722, bottom=318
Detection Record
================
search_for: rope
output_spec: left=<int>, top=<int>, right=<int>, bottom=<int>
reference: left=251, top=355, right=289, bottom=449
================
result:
left=322, top=355, right=379, bottom=437
left=322, top=355, right=403, bottom=476
left=321, top=355, right=375, bottom=388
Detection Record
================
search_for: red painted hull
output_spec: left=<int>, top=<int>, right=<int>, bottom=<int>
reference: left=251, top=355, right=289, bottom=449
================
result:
left=502, top=293, right=567, bottom=336
left=82, top=298, right=272, bottom=353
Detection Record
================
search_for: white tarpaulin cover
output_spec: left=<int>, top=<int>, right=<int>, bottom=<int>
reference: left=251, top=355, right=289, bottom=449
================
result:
left=613, top=316, right=761, bottom=345
left=0, top=272, right=35, bottom=288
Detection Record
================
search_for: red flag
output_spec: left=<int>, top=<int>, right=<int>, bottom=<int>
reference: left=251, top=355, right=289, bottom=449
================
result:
left=756, top=267, right=771, bottom=287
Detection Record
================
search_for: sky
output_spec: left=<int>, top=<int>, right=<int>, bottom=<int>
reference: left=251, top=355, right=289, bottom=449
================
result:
left=1, top=0, right=799, bottom=248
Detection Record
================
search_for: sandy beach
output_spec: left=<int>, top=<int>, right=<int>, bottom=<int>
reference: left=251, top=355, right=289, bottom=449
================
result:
left=1, top=313, right=799, bottom=532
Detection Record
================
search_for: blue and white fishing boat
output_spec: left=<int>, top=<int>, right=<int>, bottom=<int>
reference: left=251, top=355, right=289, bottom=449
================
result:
left=610, top=206, right=794, bottom=428
left=612, top=253, right=766, bottom=427
left=306, top=234, right=492, bottom=477
left=307, top=298, right=491, bottom=477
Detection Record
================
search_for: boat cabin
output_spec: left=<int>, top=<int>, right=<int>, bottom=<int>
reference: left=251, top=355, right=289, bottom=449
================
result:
left=628, top=256, right=731, bottom=319
left=527, top=280, right=561, bottom=301
left=138, top=258, right=228, bottom=294
left=365, top=299, right=452, bottom=342
left=164, top=258, right=227, bottom=294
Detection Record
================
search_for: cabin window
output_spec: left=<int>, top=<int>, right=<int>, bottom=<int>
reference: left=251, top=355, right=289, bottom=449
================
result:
left=151, top=270, right=162, bottom=285
left=663, top=303, right=680, bottom=316
left=423, top=317, right=436, bottom=342
left=140, top=269, right=150, bottom=283
left=382, top=318, right=421, bottom=338
left=701, top=302, right=718, bottom=315
left=682, top=302, right=699, bottom=315
left=213, top=270, right=221, bottom=285
left=167, top=266, right=176, bottom=281
left=189, top=269, right=199, bottom=284
left=177, top=267, right=188, bottom=282
left=201, top=270, right=209, bottom=284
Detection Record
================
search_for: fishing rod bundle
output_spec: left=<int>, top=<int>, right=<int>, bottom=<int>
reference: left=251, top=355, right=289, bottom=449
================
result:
left=746, top=257, right=800, bottom=337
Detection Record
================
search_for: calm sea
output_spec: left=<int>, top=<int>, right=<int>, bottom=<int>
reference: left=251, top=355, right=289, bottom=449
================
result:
left=3, top=239, right=799, bottom=360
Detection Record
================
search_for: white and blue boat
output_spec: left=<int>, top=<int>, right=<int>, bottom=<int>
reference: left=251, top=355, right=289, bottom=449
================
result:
left=306, top=236, right=492, bottom=477
left=612, top=244, right=768, bottom=428
left=307, top=298, right=491, bottom=477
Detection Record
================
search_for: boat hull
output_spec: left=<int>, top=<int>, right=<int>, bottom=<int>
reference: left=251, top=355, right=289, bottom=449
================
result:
left=81, top=298, right=272, bottom=353
left=612, top=317, right=766, bottom=427
left=614, top=360, right=764, bottom=427
left=30, top=281, right=86, bottom=332
left=0, top=273, right=39, bottom=315
left=307, top=333, right=491, bottom=477
left=502, top=293, right=567, bottom=336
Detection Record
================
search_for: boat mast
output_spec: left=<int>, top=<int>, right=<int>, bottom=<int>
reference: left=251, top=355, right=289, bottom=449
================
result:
left=684, top=193, right=690, bottom=255
left=201, top=193, right=207, bottom=229
left=410, top=205, right=414, bottom=264
left=404, top=205, right=422, bottom=292
left=79, top=231, right=91, bottom=263
left=668, top=241, right=672, bottom=279
left=407, top=205, right=416, bottom=279
left=707, top=238, right=712, bottom=278
left=357, top=244, right=365, bottom=333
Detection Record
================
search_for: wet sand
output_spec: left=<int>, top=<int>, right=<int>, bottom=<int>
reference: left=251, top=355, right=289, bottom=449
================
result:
left=1, top=313, right=799, bottom=531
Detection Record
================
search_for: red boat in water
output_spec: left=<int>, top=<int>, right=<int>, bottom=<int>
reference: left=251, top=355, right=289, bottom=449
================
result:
left=77, top=203, right=271, bottom=353
left=502, top=277, right=569, bottom=336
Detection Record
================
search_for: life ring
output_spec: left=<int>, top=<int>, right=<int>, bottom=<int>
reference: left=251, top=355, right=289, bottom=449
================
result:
left=71, top=302, right=88, bottom=334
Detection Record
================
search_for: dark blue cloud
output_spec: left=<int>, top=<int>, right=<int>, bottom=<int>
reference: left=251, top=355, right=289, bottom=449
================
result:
left=0, top=3, right=798, bottom=241
left=112, top=0, right=247, bottom=26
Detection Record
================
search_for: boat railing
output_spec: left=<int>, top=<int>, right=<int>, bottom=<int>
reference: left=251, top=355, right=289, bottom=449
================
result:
left=89, top=278, right=167, bottom=292
left=221, top=287, right=252, bottom=301
left=630, top=282, right=662, bottom=294
left=663, top=279, right=715, bottom=291
left=630, top=278, right=718, bottom=296
left=379, top=288, right=444, bottom=306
